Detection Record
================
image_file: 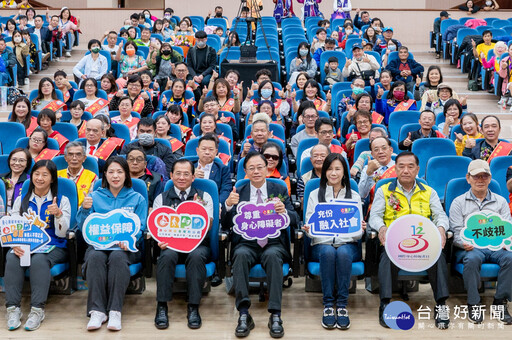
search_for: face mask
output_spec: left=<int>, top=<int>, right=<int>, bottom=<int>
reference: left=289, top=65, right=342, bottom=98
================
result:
left=145, top=14, right=150, bottom=19
left=486, top=0, right=492, bottom=5
left=126, top=49, right=136, bottom=56
left=352, top=87, right=365, bottom=96
left=388, top=45, right=396, bottom=51
left=13, top=37, right=21, bottom=43
left=261, top=89, right=273, bottom=99
left=138, top=133, right=154, bottom=146
left=91, top=47, right=100, bottom=53
left=299, top=49, right=309, bottom=57
left=196, top=41, right=206, bottom=48
left=164, top=14, right=171, bottom=19
left=394, top=90, right=405, bottom=101
left=161, top=49, right=171, bottom=56
left=215, top=12, right=223, bottom=17
left=345, top=29, right=353, bottom=35
left=123, top=25, right=130, bottom=30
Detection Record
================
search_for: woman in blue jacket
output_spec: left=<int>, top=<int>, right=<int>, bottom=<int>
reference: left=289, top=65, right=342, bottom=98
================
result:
left=77, top=156, right=147, bottom=332
left=5, top=160, right=71, bottom=331
left=375, top=80, right=417, bottom=125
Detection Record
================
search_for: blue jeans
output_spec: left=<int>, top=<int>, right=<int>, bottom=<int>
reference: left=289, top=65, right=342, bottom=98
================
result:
left=455, top=248, right=512, bottom=305
left=311, top=243, right=361, bottom=308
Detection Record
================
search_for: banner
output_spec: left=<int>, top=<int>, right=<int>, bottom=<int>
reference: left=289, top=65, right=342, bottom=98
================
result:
left=385, top=214, right=442, bottom=272
left=82, top=209, right=140, bottom=252
left=307, top=200, right=362, bottom=238
left=0, top=211, right=51, bottom=266
left=461, top=210, right=512, bottom=251
left=233, top=202, right=290, bottom=241
left=147, top=201, right=209, bottom=253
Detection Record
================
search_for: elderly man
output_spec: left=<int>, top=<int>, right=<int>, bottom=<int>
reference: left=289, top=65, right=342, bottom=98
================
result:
left=153, top=159, right=214, bottom=330
left=58, top=141, right=97, bottom=206
left=386, top=46, right=424, bottom=93
left=121, top=117, right=182, bottom=175
left=126, top=147, right=163, bottom=209
left=369, top=151, right=450, bottom=329
left=296, top=143, right=330, bottom=204
left=463, top=115, right=511, bottom=161
left=342, top=44, right=380, bottom=85
left=358, top=136, right=396, bottom=200
left=222, top=152, right=299, bottom=338
left=290, top=102, right=318, bottom=157
left=240, top=119, right=272, bottom=158
left=350, top=127, right=390, bottom=178
left=449, top=159, right=512, bottom=324
left=374, top=26, right=402, bottom=55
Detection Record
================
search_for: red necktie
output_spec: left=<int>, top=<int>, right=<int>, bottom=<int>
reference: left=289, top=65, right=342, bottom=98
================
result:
left=89, top=145, right=95, bottom=155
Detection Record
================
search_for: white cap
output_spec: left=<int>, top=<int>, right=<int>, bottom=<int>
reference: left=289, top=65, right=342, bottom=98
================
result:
left=468, top=159, right=491, bottom=176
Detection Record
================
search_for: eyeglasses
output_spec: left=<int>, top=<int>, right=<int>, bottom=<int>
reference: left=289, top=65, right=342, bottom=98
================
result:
left=263, top=153, right=280, bottom=161
left=84, top=84, right=95, bottom=88
left=10, top=158, right=27, bottom=164
left=318, top=130, right=333, bottom=136
left=127, top=157, right=145, bottom=163
left=30, top=137, right=44, bottom=144
left=356, top=120, right=370, bottom=126
left=471, top=173, right=491, bottom=180
left=303, top=115, right=318, bottom=120
left=246, top=166, right=266, bottom=173
left=204, top=103, right=219, bottom=109
left=66, top=152, right=84, bottom=159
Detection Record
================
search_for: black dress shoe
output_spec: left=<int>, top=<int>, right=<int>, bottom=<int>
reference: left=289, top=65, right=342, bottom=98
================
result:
left=379, top=304, right=389, bottom=328
left=154, top=304, right=169, bottom=329
left=187, top=305, right=202, bottom=329
left=235, top=313, right=255, bottom=338
left=268, top=314, right=284, bottom=338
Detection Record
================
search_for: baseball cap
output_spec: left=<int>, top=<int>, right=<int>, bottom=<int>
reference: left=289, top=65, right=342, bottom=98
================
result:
left=383, top=27, right=393, bottom=32
left=440, top=11, right=450, bottom=17
left=468, top=159, right=491, bottom=176
left=352, top=44, right=363, bottom=51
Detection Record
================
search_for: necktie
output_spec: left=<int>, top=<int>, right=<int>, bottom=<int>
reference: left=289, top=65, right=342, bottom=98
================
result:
left=256, top=189, right=267, bottom=247
left=180, top=191, right=187, bottom=202
left=89, top=145, right=95, bottom=155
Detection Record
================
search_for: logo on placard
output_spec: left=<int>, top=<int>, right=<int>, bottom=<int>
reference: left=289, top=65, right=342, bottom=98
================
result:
left=0, top=211, right=51, bottom=252
left=398, top=222, right=429, bottom=254
left=383, top=301, right=415, bottom=330
left=147, top=201, right=209, bottom=253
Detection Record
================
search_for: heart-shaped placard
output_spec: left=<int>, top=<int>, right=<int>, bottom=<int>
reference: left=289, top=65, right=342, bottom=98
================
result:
left=148, top=201, right=209, bottom=253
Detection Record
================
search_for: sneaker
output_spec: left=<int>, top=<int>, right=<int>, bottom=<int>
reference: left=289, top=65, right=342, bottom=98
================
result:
left=87, top=311, right=107, bottom=331
left=498, top=97, right=506, bottom=106
left=24, top=307, right=45, bottom=331
left=336, top=308, right=350, bottom=330
left=467, top=304, right=483, bottom=324
left=493, top=299, right=512, bottom=325
left=24, top=78, right=29, bottom=84
left=107, top=311, right=122, bottom=331
left=42, top=53, right=50, bottom=63
left=6, top=306, right=22, bottom=331
left=65, top=51, right=71, bottom=57
left=321, top=307, right=336, bottom=329
left=434, top=305, right=450, bottom=330
left=508, top=98, right=512, bottom=106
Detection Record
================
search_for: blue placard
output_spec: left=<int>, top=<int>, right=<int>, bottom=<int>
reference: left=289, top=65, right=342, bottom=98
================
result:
left=307, top=200, right=363, bottom=238
left=0, top=211, right=51, bottom=253
left=83, top=209, right=141, bottom=252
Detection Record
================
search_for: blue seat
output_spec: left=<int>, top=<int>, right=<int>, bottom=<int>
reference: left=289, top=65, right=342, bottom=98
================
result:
left=0, top=155, right=33, bottom=174
left=492, top=19, right=510, bottom=28
left=387, top=110, right=421, bottom=141
left=0, top=122, right=27, bottom=155
left=163, top=178, right=220, bottom=281
left=319, top=51, right=346, bottom=84
left=189, top=16, right=205, bottom=30
left=489, top=156, right=512, bottom=202
left=29, top=89, right=64, bottom=103
left=157, top=89, right=195, bottom=110
left=52, top=155, right=100, bottom=177
left=111, top=123, right=132, bottom=143
left=109, top=111, right=141, bottom=119
left=15, top=137, right=60, bottom=151
left=72, top=89, right=109, bottom=101
left=60, top=110, right=93, bottom=122
left=206, top=34, right=222, bottom=52
left=207, top=18, right=227, bottom=32
left=53, top=122, right=78, bottom=142
left=445, top=177, right=501, bottom=216
left=425, top=155, right=471, bottom=201
left=411, top=138, right=457, bottom=178
left=29, top=33, right=43, bottom=70
left=0, top=179, right=6, bottom=214
left=439, top=18, right=459, bottom=59
left=85, top=50, right=112, bottom=73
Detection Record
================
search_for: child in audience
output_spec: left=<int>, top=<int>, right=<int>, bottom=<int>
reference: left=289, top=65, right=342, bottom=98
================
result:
left=324, top=56, right=343, bottom=88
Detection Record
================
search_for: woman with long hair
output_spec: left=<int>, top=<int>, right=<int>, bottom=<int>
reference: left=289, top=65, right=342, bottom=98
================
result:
left=0, top=147, right=31, bottom=212
left=10, top=97, right=37, bottom=136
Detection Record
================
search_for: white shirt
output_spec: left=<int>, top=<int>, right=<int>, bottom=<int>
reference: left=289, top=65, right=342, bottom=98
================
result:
left=359, top=159, right=395, bottom=200
left=85, top=141, right=100, bottom=155
left=225, top=180, right=268, bottom=211
left=197, top=161, right=213, bottom=180
left=34, top=28, right=41, bottom=50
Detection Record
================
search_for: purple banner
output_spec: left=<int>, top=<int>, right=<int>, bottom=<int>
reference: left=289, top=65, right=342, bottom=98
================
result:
left=233, top=202, right=290, bottom=241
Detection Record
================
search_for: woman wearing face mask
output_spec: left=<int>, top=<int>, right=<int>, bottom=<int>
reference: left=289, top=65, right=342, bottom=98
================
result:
left=339, top=23, right=358, bottom=49
left=152, top=42, right=183, bottom=91
left=375, top=80, right=417, bottom=125
left=414, top=65, right=442, bottom=101
left=381, top=41, right=397, bottom=68
left=116, top=41, right=148, bottom=82
left=423, top=83, right=466, bottom=114
left=289, top=42, right=317, bottom=85
left=6, top=30, right=29, bottom=86
left=111, top=96, right=139, bottom=140
left=483, top=0, right=499, bottom=10
left=242, top=79, right=291, bottom=118
left=73, top=39, right=108, bottom=88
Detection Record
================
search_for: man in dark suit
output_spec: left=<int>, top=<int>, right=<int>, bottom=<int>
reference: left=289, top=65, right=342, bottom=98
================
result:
left=222, top=152, right=299, bottom=338
left=78, top=118, right=120, bottom=175
left=27, top=15, right=52, bottom=57
left=153, top=159, right=214, bottom=330
left=193, top=133, right=232, bottom=203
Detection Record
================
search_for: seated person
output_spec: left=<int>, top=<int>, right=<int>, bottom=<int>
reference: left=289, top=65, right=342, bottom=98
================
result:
left=343, top=110, right=372, bottom=164
left=186, top=30, right=217, bottom=87
left=296, top=144, right=330, bottom=205
left=342, top=44, right=380, bottom=85
left=414, top=65, right=442, bottom=101
left=313, top=37, right=339, bottom=68
left=134, top=27, right=151, bottom=47
left=289, top=42, right=317, bottom=85
left=54, top=70, right=76, bottom=109
left=386, top=46, right=424, bottom=93
left=31, top=77, right=65, bottom=120
left=240, top=119, right=273, bottom=158
left=79, top=78, right=110, bottom=116
left=198, top=78, right=240, bottom=114
left=110, top=75, right=153, bottom=118
left=111, top=96, right=140, bottom=140
left=116, top=41, right=148, bottom=80
left=65, top=100, right=87, bottom=137
left=57, top=141, right=98, bottom=206
left=437, top=99, right=464, bottom=138
left=350, top=127, right=390, bottom=179
left=100, top=74, right=118, bottom=102
left=247, top=100, right=284, bottom=127
left=5, top=160, right=70, bottom=331
left=324, top=56, right=343, bottom=89
left=454, top=113, right=483, bottom=156
left=261, top=142, right=291, bottom=196
left=301, top=118, right=346, bottom=161
left=165, top=104, right=194, bottom=142
left=290, top=102, right=318, bottom=157
left=37, top=109, right=68, bottom=154
left=0, top=38, right=16, bottom=86
left=292, top=79, right=329, bottom=114
left=242, top=80, right=290, bottom=120
left=375, top=81, right=417, bottom=125
left=72, top=39, right=108, bottom=87
left=126, top=147, right=163, bottom=208
left=369, top=152, right=450, bottom=329
left=202, top=96, right=238, bottom=141
left=121, top=117, right=182, bottom=175
left=221, top=152, right=299, bottom=338
left=450, top=159, right=512, bottom=324
left=422, top=83, right=465, bottom=113
left=463, top=115, right=508, bottom=161
left=337, top=78, right=365, bottom=118
left=153, top=159, right=214, bottom=329
left=9, top=97, right=38, bottom=136
left=26, top=128, right=50, bottom=161
left=399, top=110, right=444, bottom=151
left=0, top=148, right=31, bottom=212
left=6, top=30, right=30, bottom=86
left=192, top=133, right=232, bottom=204
left=358, top=136, right=396, bottom=200
left=161, top=79, right=196, bottom=120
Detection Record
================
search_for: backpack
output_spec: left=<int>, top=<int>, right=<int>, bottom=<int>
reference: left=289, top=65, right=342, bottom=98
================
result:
left=7, top=87, right=26, bottom=105
left=468, top=79, right=480, bottom=91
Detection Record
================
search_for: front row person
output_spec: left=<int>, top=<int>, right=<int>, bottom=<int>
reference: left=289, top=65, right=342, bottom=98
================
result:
left=369, top=151, right=450, bottom=329
left=77, top=157, right=148, bottom=331
left=449, top=159, right=512, bottom=324
left=5, top=160, right=71, bottom=331
left=222, top=152, right=299, bottom=338
left=304, top=153, right=364, bottom=330
left=153, top=159, right=214, bottom=329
